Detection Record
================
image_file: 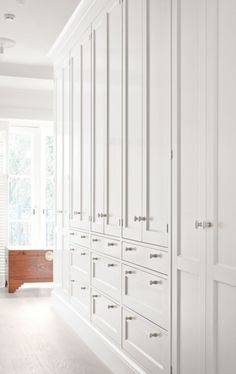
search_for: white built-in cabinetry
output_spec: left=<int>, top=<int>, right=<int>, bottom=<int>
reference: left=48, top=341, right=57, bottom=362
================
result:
left=52, top=0, right=236, bottom=373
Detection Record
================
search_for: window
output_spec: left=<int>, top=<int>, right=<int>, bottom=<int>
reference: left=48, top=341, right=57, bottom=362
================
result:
left=8, top=126, right=54, bottom=248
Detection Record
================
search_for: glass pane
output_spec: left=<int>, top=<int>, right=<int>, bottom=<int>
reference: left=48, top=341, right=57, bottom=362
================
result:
left=46, top=136, right=54, bottom=177
left=9, top=132, right=31, bottom=175
left=9, top=178, right=31, bottom=220
left=46, top=222, right=54, bottom=247
left=9, top=222, right=31, bottom=246
left=46, top=179, right=54, bottom=219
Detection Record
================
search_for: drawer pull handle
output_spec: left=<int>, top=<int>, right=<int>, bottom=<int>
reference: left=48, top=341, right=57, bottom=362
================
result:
left=126, top=316, right=134, bottom=321
left=70, top=232, right=75, bottom=236
left=150, top=253, right=163, bottom=259
left=71, top=280, right=75, bottom=283
left=92, top=238, right=99, bottom=242
left=125, top=247, right=136, bottom=251
left=125, top=270, right=135, bottom=275
left=101, top=213, right=107, bottom=218
left=93, top=257, right=99, bottom=261
left=107, top=242, right=115, bottom=247
left=81, top=235, right=86, bottom=239
left=108, top=305, right=115, bottom=309
left=81, top=287, right=86, bottom=290
left=70, top=248, right=75, bottom=251
left=138, top=216, right=146, bottom=222
left=80, top=252, right=87, bottom=256
left=134, top=216, right=139, bottom=222
left=107, top=263, right=115, bottom=267
left=92, top=294, right=99, bottom=298
left=74, top=211, right=81, bottom=215
left=149, top=280, right=163, bottom=286
left=149, top=333, right=162, bottom=338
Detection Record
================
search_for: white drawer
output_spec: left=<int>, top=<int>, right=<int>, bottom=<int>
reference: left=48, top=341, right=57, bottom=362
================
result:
left=122, top=265, right=168, bottom=329
left=92, top=254, right=121, bottom=301
left=70, top=281, right=90, bottom=318
left=123, top=309, right=169, bottom=374
left=92, top=291, right=121, bottom=344
left=70, top=230, right=90, bottom=248
left=91, top=235, right=121, bottom=258
left=122, top=242, right=168, bottom=274
left=70, top=247, right=90, bottom=284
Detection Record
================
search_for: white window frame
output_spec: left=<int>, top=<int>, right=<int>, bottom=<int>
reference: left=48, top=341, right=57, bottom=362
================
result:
left=8, top=122, right=54, bottom=249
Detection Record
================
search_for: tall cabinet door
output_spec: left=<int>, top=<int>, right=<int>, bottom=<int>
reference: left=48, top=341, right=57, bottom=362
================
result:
left=142, top=0, right=171, bottom=247
left=70, top=44, right=81, bottom=228
left=123, top=0, right=143, bottom=242
left=104, top=0, right=122, bottom=237
left=71, top=28, right=92, bottom=231
left=91, top=15, right=107, bottom=234
left=206, top=1, right=236, bottom=373
left=62, top=60, right=71, bottom=296
left=55, top=68, right=64, bottom=292
left=172, top=0, right=207, bottom=373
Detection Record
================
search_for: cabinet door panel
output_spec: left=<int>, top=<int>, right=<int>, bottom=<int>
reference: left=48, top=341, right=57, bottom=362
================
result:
left=206, top=1, right=236, bottom=373
left=91, top=16, right=106, bottom=234
left=122, top=0, right=143, bottom=242
left=142, top=0, right=171, bottom=247
left=63, top=62, right=70, bottom=230
left=55, top=69, right=64, bottom=231
left=71, top=28, right=92, bottom=231
left=104, top=0, right=122, bottom=237
left=70, top=44, right=82, bottom=229
left=172, top=0, right=207, bottom=373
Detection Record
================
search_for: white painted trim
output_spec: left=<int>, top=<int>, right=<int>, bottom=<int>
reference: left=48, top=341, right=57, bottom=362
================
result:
left=52, top=290, right=146, bottom=374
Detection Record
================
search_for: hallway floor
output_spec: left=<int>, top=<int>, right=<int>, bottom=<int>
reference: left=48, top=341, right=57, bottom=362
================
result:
left=0, top=286, right=112, bottom=374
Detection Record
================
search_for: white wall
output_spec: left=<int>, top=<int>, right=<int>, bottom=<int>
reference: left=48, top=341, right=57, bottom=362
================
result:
left=0, top=63, right=53, bottom=121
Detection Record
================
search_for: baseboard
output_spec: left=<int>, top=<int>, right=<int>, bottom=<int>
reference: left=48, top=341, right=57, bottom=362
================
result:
left=52, top=290, right=144, bottom=374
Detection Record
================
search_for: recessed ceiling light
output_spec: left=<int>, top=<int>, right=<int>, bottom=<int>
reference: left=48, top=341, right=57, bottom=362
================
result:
left=4, top=13, right=16, bottom=21
left=0, top=38, right=16, bottom=54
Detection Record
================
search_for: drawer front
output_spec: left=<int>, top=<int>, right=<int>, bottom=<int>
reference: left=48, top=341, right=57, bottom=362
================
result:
left=122, top=265, right=168, bottom=329
left=92, top=254, right=120, bottom=301
left=71, top=281, right=90, bottom=318
left=70, top=246, right=90, bottom=282
left=92, top=291, right=121, bottom=344
left=70, top=247, right=90, bottom=284
left=123, top=309, right=169, bottom=374
left=91, top=235, right=121, bottom=258
left=70, top=230, right=90, bottom=248
left=122, top=243, right=168, bottom=274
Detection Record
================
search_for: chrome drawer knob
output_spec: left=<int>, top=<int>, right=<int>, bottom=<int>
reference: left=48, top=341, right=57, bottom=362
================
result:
left=108, top=305, right=115, bottom=309
left=126, top=316, right=134, bottom=321
left=81, top=235, right=86, bottom=239
left=92, top=238, right=99, bottom=242
left=138, top=216, right=146, bottom=222
left=203, top=221, right=213, bottom=229
left=107, top=242, right=115, bottom=247
left=107, top=263, right=115, bottom=267
left=149, top=280, right=162, bottom=286
left=80, top=252, right=86, bottom=256
left=101, top=213, right=107, bottom=218
left=134, top=216, right=139, bottom=222
left=125, top=247, right=136, bottom=251
left=92, top=294, right=99, bottom=298
left=125, top=270, right=135, bottom=275
left=93, top=257, right=99, bottom=261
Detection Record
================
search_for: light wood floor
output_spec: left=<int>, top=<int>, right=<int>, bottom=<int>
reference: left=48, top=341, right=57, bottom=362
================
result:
left=0, top=286, right=112, bottom=374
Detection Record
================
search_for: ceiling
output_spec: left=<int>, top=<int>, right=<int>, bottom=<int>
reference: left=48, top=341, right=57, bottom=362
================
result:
left=0, top=0, right=81, bottom=66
